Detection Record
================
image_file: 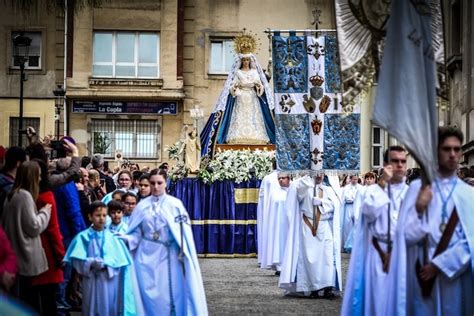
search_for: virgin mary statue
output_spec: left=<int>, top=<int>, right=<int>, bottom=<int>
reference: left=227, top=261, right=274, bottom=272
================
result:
left=200, top=31, right=275, bottom=157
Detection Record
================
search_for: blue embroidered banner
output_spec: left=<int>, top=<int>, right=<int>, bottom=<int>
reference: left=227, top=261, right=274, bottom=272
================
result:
left=275, top=114, right=312, bottom=171
left=272, top=35, right=308, bottom=93
left=324, top=35, right=342, bottom=93
left=323, top=114, right=360, bottom=170
left=273, top=33, right=360, bottom=173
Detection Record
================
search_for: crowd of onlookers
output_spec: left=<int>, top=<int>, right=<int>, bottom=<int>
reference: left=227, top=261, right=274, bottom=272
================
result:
left=1, top=134, right=473, bottom=315
left=0, top=137, right=169, bottom=315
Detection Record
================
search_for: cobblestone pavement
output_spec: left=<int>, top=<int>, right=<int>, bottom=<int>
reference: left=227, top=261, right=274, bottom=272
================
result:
left=199, top=253, right=350, bottom=315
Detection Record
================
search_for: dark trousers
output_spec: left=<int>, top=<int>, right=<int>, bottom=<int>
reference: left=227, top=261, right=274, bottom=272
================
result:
left=57, top=238, right=72, bottom=306
left=34, top=283, right=59, bottom=316
left=12, top=275, right=39, bottom=312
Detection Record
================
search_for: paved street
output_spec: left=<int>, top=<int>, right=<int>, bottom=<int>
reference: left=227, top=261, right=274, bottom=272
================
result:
left=199, top=253, right=350, bottom=315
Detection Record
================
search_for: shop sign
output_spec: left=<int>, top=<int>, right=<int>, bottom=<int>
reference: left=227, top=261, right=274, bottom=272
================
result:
left=72, top=101, right=178, bottom=115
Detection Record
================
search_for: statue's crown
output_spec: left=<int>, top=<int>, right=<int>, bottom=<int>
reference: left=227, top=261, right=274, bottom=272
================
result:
left=234, top=29, right=258, bottom=54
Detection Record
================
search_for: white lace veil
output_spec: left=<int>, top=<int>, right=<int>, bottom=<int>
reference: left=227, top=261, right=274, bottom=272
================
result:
left=212, top=53, right=274, bottom=112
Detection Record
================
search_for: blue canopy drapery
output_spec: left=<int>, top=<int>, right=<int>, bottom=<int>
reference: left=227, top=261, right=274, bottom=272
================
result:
left=200, top=93, right=276, bottom=157
left=169, top=177, right=261, bottom=256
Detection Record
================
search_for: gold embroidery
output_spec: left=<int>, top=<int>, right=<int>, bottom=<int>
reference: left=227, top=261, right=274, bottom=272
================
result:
left=234, top=188, right=260, bottom=204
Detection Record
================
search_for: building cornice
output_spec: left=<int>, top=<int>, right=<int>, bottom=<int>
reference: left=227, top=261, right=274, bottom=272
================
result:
left=66, top=87, right=185, bottom=100
left=88, top=78, right=164, bottom=87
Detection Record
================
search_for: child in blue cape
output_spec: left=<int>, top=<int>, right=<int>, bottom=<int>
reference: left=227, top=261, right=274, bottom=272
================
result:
left=64, top=201, right=137, bottom=315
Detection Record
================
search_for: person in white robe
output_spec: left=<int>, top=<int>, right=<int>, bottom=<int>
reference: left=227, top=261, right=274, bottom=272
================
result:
left=279, top=174, right=342, bottom=299
left=121, top=169, right=208, bottom=316
left=340, top=175, right=362, bottom=252
left=344, top=172, right=377, bottom=252
left=260, top=173, right=291, bottom=273
left=342, top=146, right=409, bottom=316
left=353, top=172, right=377, bottom=221
left=386, top=127, right=474, bottom=315
left=257, top=163, right=279, bottom=266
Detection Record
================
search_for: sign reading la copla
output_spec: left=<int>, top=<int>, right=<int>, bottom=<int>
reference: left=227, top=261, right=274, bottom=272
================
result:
left=72, top=100, right=178, bottom=115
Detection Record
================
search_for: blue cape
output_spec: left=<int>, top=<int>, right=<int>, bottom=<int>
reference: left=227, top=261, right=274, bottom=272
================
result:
left=64, top=227, right=137, bottom=316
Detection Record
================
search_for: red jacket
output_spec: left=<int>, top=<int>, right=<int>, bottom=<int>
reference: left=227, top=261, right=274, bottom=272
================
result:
left=32, top=191, right=65, bottom=285
left=0, top=226, right=16, bottom=276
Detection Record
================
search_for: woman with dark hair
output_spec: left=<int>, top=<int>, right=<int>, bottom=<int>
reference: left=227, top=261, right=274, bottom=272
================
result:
left=132, top=170, right=143, bottom=193
left=137, top=173, right=151, bottom=201
left=31, top=159, right=65, bottom=315
left=122, top=168, right=208, bottom=315
left=1, top=161, right=51, bottom=310
left=121, top=192, right=138, bottom=225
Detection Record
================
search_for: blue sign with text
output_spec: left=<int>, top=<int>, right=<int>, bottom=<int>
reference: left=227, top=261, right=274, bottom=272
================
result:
left=72, top=101, right=178, bottom=115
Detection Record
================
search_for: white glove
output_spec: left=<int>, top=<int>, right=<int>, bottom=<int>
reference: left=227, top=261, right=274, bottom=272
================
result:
left=312, top=197, right=322, bottom=206
left=91, top=258, right=104, bottom=270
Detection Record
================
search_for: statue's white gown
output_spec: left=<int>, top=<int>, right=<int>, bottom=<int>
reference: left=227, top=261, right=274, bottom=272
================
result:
left=226, top=68, right=270, bottom=144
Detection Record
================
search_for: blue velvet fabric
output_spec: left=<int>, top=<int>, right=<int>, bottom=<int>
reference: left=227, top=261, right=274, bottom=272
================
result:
left=216, top=95, right=236, bottom=144
left=169, top=178, right=261, bottom=255
left=200, top=93, right=275, bottom=158
left=200, top=112, right=219, bottom=157
left=258, top=95, right=276, bottom=144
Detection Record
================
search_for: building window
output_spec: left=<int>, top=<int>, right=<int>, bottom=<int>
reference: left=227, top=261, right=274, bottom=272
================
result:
left=11, top=31, right=42, bottom=69
left=92, top=32, right=160, bottom=78
left=371, top=125, right=384, bottom=169
left=90, top=119, right=162, bottom=159
left=209, top=39, right=235, bottom=74
left=9, top=117, right=40, bottom=147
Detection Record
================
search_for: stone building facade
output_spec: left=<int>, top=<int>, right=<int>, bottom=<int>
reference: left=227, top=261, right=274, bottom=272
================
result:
left=0, top=5, right=65, bottom=146
left=1, top=0, right=381, bottom=172
left=443, top=0, right=474, bottom=165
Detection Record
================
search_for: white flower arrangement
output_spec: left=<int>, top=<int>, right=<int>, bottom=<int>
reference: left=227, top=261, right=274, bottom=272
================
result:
left=166, top=143, right=275, bottom=183
left=198, top=149, right=274, bottom=183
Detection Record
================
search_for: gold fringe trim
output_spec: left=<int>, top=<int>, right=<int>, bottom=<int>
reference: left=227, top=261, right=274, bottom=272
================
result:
left=191, top=220, right=257, bottom=225
left=234, top=188, right=259, bottom=204
left=198, top=253, right=257, bottom=258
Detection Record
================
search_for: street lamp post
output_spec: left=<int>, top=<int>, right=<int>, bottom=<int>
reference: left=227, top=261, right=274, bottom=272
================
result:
left=12, top=32, right=32, bottom=147
left=189, top=104, right=204, bottom=131
left=53, top=85, right=66, bottom=139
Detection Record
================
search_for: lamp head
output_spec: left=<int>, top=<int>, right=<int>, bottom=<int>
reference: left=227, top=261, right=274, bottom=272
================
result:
left=12, top=32, right=32, bottom=64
